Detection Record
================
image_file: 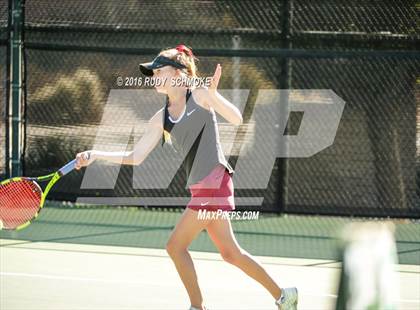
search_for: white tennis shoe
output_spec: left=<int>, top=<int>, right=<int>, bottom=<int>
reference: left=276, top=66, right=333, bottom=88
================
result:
left=275, top=287, right=298, bottom=310
left=188, top=288, right=298, bottom=310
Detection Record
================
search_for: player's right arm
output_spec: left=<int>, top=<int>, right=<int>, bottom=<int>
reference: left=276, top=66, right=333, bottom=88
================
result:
left=75, top=109, right=164, bottom=170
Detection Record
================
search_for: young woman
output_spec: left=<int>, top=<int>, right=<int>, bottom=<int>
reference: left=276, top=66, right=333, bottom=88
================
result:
left=74, top=44, right=298, bottom=310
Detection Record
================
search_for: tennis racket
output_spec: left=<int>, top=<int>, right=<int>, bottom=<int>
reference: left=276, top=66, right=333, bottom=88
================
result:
left=0, top=159, right=77, bottom=231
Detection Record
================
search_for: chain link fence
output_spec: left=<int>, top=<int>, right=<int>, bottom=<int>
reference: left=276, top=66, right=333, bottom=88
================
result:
left=0, top=0, right=8, bottom=181
left=288, top=57, right=418, bottom=216
left=3, top=0, right=419, bottom=217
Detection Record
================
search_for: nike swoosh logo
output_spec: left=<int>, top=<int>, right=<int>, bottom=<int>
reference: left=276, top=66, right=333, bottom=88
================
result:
left=187, top=108, right=196, bottom=116
left=200, top=201, right=210, bottom=206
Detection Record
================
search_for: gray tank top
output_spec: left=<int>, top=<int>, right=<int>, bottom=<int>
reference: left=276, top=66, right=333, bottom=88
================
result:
left=162, top=88, right=234, bottom=187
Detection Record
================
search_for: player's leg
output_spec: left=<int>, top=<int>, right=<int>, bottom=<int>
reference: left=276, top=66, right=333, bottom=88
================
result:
left=206, top=216, right=282, bottom=300
left=166, top=207, right=211, bottom=310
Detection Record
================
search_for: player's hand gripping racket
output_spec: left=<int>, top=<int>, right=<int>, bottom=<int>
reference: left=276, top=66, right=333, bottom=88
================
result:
left=0, top=159, right=77, bottom=230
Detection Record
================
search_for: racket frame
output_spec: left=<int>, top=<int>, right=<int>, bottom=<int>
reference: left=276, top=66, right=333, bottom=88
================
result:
left=0, top=159, right=76, bottom=230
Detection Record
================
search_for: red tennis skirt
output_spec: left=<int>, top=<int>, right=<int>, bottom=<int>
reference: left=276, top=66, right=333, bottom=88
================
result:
left=187, top=164, right=235, bottom=211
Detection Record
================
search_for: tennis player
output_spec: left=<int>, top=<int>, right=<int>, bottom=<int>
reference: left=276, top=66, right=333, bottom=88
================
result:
left=74, top=44, right=298, bottom=310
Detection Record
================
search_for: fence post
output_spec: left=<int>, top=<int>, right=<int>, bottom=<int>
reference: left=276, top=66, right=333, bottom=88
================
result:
left=278, top=0, right=294, bottom=213
left=7, top=0, right=24, bottom=177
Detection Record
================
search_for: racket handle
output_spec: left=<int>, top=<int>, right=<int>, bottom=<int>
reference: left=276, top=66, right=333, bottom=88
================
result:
left=58, top=159, right=77, bottom=176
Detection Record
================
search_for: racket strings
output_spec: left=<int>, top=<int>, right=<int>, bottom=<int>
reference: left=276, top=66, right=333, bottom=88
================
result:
left=0, top=179, right=42, bottom=229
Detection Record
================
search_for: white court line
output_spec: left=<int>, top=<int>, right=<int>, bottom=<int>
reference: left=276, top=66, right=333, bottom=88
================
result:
left=0, top=271, right=158, bottom=286
left=1, top=272, right=419, bottom=304
left=2, top=239, right=418, bottom=273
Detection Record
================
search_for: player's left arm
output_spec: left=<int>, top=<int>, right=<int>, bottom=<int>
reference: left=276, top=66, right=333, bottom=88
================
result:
left=193, top=64, right=243, bottom=126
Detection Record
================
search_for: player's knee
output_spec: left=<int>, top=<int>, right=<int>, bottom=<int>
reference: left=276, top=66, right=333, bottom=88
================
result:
left=165, top=239, right=186, bottom=257
left=220, top=248, right=243, bottom=265
left=165, top=240, right=177, bottom=255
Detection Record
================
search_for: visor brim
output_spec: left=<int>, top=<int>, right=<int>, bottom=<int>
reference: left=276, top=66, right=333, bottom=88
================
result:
left=139, top=61, right=156, bottom=76
left=139, top=55, right=187, bottom=76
